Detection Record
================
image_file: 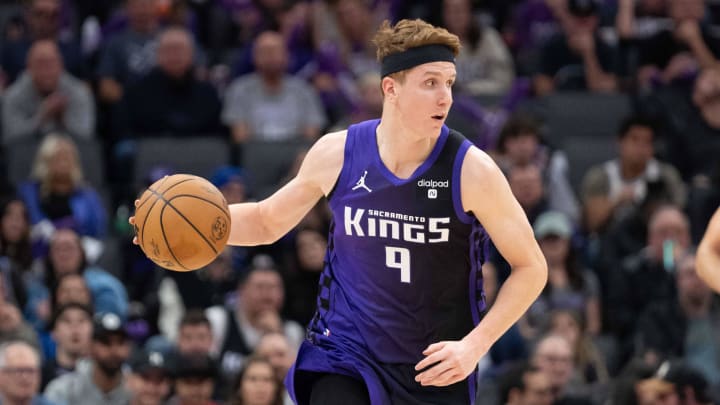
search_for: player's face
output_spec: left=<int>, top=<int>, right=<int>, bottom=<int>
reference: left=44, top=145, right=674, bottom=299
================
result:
left=393, top=62, right=455, bottom=137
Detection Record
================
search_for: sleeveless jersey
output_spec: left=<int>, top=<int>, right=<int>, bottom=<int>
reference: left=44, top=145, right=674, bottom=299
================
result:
left=308, top=119, right=488, bottom=364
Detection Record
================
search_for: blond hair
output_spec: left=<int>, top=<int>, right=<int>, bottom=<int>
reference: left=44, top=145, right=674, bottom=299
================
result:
left=372, top=19, right=460, bottom=81
left=31, top=133, right=84, bottom=194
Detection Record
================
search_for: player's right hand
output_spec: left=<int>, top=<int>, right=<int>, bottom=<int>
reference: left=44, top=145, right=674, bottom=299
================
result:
left=128, top=199, right=140, bottom=245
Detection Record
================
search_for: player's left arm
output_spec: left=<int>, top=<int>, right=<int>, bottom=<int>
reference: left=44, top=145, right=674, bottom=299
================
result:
left=697, top=207, right=720, bottom=293
left=415, top=146, right=547, bottom=387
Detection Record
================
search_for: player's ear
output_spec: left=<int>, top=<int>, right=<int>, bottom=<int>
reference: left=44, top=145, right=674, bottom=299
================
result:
left=382, top=76, right=396, bottom=99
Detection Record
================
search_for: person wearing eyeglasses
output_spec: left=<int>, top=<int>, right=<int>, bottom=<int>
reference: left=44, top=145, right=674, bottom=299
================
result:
left=0, top=340, right=57, bottom=405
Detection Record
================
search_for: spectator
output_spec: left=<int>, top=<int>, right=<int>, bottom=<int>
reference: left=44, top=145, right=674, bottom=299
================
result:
left=626, top=0, right=720, bottom=90
left=521, top=212, right=602, bottom=339
left=679, top=68, right=720, bottom=181
left=210, top=166, right=250, bottom=205
left=548, top=309, right=610, bottom=391
left=605, top=205, right=691, bottom=364
left=496, top=362, right=554, bottom=405
left=254, top=333, right=294, bottom=405
left=0, top=341, right=57, bottom=405
left=167, top=353, right=220, bottom=405
left=44, top=312, right=132, bottom=405
left=0, top=0, right=85, bottom=85
left=157, top=248, right=238, bottom=342
left=17, top=134, right=107, bottom=242
left=635, top=253, right=720, bottom=385
left=635, top=376, right=681, bottom=405
left=2, top=41, right=95, bottom=143
left=283, top=227, right=326, bottom=326
left=494, top=114, right=579, bottom=223
left=222, top=31, right=327, bottom=143
left=656, top=360, right=717, bottom=405
left=0, top=197, right=34, bottom=271
left=97, top=0, right=161, bottom=104
left=41, top=303, right=93, bottom=389
left=123, top=27, right=223, bottom=137
left=580, top=115, right=685, bottom=235
left=531, top=334, right=594, bottom=404
left=347, top=72, right=383, bottom=125
left=442, top=0, right=515, bottom=96
left=126, top=349, right=171, bottom=405
left=206, top=264, right=304, bottom=384
left=28, top=229, right=127, bottom=324
left=504, top=0, right=565, bottom=76
left=507, top=163, right=549, bottom=225
left=533, top=0, right=618, bottom=95
left=53, top=274, right=92, bottom=309
left=0, top=256, right=27, bottom=313
left=0, top=297, right=38, bottom=348
left=227, top=356, right=283, bottom=405
left=616, top=0, right=672, bottom=42
left=175, top=310, right=215, bottom=358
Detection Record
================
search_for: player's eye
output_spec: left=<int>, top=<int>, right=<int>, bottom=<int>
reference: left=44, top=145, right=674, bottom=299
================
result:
left=425, top=79, right=435, bottom=87
left=447, top=80, right=455, bottom=87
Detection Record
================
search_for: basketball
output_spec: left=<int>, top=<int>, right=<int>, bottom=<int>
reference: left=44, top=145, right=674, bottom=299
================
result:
left=133, top=174, right=231, bottom=271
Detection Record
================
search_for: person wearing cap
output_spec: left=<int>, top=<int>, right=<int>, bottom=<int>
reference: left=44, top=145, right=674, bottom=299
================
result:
left=0, top=340, right=57, bottom=405
left=211, top=165, right=249, bottom=205
left=635, top=376, right=680, bottom=405
left=40, top=302, right=93, bottom=389
left=533, top=0, right=618, bottom=96
left=519, top=211, right=601, bottom=340
left=44, top=312, right=132, bottom=405
left=126, top=349, right=171, bottom=405
left=635, top=252, right=720, bottom=388
left=166, top=353, right=219, bottom=405
left=656, top=360, right=716, bottom=405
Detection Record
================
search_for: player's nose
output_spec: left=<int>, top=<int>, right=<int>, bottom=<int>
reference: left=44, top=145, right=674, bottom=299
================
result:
left=437, top=86, right=452, bottom=106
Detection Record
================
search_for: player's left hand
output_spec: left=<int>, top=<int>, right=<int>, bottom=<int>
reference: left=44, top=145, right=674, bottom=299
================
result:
left=128, top=199, right=140, bottom=245
left=414, top=339, right=484, bottom=387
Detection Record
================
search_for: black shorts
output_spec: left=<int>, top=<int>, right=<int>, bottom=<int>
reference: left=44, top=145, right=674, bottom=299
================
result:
left=298, top=364, right=472, bottom=405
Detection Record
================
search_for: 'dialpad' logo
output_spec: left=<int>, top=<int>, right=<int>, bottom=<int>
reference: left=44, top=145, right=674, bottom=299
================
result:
left=417, top=179, right=449, bottom=188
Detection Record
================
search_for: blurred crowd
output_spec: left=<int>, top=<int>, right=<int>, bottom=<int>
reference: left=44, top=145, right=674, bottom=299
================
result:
left=0, top=0, right=719, bottom=404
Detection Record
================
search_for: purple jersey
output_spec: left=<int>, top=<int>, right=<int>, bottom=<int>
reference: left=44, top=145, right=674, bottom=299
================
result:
left=287, top=119, right=487, bottom=404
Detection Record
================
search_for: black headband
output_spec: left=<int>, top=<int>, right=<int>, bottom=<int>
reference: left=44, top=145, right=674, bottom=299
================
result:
left=380, top=44, right=455, bottom=77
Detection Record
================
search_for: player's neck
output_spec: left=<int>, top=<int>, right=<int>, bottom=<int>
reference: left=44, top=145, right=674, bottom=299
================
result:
left=376, top=114, right=438, bottom=179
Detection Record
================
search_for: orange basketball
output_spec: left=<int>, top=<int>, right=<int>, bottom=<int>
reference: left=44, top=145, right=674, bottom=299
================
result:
left=133, top=174, right=231, bottom=271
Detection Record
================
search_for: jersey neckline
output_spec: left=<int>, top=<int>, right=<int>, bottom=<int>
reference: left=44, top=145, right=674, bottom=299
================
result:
left=371, top=120, right=450, bottom=186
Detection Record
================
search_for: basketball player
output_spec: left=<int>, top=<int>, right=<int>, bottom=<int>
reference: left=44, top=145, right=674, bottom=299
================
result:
left=698, top=207, right=720, bottom=293
left=132, top=19, right=546, bottom=404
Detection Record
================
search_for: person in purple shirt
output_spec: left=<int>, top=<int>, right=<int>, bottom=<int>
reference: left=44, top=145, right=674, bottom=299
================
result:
left=131, top=18, right=547, bottom=405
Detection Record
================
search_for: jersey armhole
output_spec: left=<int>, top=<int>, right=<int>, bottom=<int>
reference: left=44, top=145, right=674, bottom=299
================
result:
left=326, top=131, right=353, bottom=202
left=453, top=140, right=475, bottom=224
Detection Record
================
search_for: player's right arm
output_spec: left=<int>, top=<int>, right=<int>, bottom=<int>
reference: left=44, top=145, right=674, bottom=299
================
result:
left=697, top=207, right=720, bottom=293
left=226, top=131, right=346, bottom=246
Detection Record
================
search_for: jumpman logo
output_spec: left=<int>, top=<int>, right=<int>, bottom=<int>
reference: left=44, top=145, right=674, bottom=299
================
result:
left=352, top=170, right=372, bottom=193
